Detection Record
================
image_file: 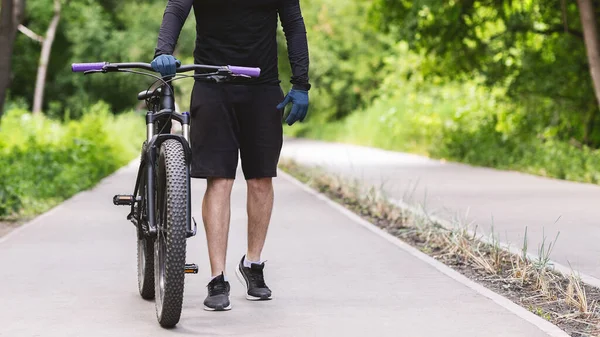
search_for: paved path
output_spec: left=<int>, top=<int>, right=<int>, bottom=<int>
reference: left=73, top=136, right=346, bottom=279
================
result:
left=281, top=138, right=600, bottom=282
left=0, top=161, right=563, bottom=336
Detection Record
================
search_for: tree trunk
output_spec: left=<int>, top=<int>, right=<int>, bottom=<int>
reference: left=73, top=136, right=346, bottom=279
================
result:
left=578, top=0, right=600, bottom=143
left=0, top=0, right=25, bottom=119
left=561, top=0, right=569, bottom=33
left=32, top=0, right=62, bottom=115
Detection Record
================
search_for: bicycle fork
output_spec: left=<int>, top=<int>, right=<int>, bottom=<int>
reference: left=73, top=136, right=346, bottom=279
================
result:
left=115, top=110, right=198, bottom=274
left=121, top=110, right=196, bottom=234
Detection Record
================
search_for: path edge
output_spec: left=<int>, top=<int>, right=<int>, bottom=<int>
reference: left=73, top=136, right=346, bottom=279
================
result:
left=388, top=198, right=600, bottom=289
left=278, top=168, right=570, bottom=337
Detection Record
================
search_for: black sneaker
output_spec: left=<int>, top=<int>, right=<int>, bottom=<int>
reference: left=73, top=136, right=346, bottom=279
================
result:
left=235, top=255, right=272, bottom=301
left=203, top=273, right=231, bottom=311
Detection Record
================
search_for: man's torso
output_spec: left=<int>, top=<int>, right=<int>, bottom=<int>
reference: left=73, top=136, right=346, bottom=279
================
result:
left=192, top=0, right=282, bottom=85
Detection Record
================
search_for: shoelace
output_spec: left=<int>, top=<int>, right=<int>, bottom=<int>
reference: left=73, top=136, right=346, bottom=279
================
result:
left=208, top=280, right=228, bottom=296
left=248, top=268, right=267, bottom=288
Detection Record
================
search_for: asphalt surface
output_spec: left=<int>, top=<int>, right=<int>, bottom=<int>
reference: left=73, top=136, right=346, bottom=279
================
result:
left=0, top=161, right=560, bottom=336
left=281, top=138, right=600, bottom=281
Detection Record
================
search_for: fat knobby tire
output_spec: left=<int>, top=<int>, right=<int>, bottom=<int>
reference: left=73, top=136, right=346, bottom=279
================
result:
left=155, top=139, right=188, bottom=328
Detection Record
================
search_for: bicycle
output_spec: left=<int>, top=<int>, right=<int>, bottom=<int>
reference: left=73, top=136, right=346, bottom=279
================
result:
left=72, top=61, right=261, bottom=327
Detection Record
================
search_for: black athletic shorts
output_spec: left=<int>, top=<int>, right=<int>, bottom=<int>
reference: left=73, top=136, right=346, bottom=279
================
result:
left=189, top=81, right=285, bottom=180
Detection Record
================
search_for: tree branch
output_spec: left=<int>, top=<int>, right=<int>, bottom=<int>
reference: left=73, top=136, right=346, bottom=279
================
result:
left=18, top=24, right=44, bottom=43
left=492, top=24, right=584, bottom=40
left=533, top=26, right=584, bottom=39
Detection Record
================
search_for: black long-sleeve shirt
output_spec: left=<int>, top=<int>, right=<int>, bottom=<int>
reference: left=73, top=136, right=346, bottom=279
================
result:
left=154, top=0, right=310, bottom=90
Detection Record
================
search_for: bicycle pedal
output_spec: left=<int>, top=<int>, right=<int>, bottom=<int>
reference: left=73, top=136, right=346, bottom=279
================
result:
left=113, top=194, right=135, bottom=206
left=185, top=264, right=199, bottom=274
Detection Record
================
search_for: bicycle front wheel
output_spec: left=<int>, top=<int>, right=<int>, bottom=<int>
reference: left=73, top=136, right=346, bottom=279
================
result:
left=154, top=139, right=188, bottom=328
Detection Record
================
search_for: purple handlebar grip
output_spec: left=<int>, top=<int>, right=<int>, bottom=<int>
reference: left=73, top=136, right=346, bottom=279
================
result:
left=228, top=65, right=261, bottom=78
left=72, top=62, right=107, bottom=72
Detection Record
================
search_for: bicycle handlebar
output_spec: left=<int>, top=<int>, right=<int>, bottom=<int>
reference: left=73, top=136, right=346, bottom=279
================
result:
left=71, top=62, right=261, bottom=78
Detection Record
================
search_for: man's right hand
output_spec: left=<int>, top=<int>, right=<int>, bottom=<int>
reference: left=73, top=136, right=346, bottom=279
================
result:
left=151, top=54, right=181, bottom=77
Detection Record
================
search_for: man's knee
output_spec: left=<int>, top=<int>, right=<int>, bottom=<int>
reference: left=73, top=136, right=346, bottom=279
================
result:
left=247, top=177, right=273, bottom=194
left=207, top=178, right=235, bottom=193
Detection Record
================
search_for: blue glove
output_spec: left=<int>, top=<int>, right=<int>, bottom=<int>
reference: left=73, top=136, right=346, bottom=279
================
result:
left=151, top=54, right=181, bottom=77
left=277, top=89, right=309, bottom=126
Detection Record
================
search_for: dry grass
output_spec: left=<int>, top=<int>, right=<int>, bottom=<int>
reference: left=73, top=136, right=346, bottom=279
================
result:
left=280, top=159, right=600, bottom=337
left=567, top=274, right=590, bottom=314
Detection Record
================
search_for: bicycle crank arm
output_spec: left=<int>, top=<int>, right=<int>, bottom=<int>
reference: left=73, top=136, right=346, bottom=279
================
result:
left=187, top=217, right=198, bottom=238
left=185, top=264, right=199, bottom=274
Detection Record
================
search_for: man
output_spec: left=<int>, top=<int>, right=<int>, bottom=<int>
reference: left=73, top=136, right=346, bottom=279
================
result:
left=151, top=0, right=310, bottom=311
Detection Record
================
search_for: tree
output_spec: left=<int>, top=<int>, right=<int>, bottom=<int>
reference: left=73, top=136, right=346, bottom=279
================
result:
left=6, top=0, right=197, bottom=117
left=18, top=0, right=67, bottom=114
left=369, top=0, right=600, bottom=146
left=31, top=0, right=64, bottom=114
left=0, top=0, right=25, bottom=119
left=577, top=0, right=600, bottom=142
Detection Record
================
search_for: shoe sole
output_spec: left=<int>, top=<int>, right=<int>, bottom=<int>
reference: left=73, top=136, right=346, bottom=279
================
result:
left=235, top=266, right=272, bottom=301
left=203, top=303, right=232, bottom=311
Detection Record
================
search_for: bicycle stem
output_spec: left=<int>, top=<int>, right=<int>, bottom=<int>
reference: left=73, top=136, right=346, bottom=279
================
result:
left=161, top=84, right=175, bottom=113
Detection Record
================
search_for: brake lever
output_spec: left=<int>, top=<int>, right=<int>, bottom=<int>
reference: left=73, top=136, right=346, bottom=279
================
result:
left=83, top=70, right=105, bottom=75
left=216, top=68, right=251, bottom=79
left=206, top=75, right=230, bottom=83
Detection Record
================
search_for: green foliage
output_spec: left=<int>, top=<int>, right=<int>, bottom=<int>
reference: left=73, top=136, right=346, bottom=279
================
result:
left=0, top=103, right=144, bottom=217
left=292, top=40, right=600, bottom=184
left=291, top=42, right=502, bottom=153
left=11, top=0, right=196, bottom=118
left=283, top=0, right=600, bottom=185
left=278, top=0, right=391, bottom=125
left=369, top=0, right=598, bottom=146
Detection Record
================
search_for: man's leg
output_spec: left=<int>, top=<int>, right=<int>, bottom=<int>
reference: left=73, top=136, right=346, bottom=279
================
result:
left=246, top=177, right=274, bottom=262
left=234, top=84, right=284, bottom=301
left=189, top=82, right=239, bottom=311
left=201, top=178, right=235, bottom=311
left=235, top=177, right=275, bottom=300
left=203, top=178, right=235, bottom=277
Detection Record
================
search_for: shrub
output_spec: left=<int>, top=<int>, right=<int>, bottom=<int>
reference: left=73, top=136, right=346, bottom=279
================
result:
left=0, top=103, right=144, bottom=218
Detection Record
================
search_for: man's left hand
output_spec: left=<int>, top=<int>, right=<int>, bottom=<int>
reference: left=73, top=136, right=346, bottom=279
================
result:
left=277, top=89, right=309, bottom=126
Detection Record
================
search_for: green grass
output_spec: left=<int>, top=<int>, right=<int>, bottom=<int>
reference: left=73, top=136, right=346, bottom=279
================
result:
left=0, top=102, right=145, bottom=218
